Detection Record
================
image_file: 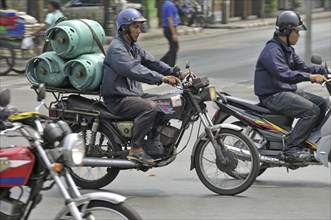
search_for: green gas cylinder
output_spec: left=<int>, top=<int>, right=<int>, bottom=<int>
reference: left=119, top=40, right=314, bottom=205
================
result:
left=26, top=51, right=67, bottom=87
left=46, top=19, right=105, bottom=59
left=64, top=53, right=104, bottom=91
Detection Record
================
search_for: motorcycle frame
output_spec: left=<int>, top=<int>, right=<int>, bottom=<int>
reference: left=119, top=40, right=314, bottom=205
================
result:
left=97, top=89, right=234, bottom=166
left=1, top=118, right=125, bottom=220
left=47, top=86, right=242, bottom=169
left=213, top=95, right=331, bottom=167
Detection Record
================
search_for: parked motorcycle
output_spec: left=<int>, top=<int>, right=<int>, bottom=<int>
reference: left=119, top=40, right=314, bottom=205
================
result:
left=45, top=66, right=260, bottom=196
left=212, top=55, right=331, bottom=176
left=0, top=85, right=142, bottom=220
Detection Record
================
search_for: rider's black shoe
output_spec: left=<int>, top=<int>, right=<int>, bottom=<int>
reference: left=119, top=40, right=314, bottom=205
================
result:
left=283, top=147, right=310, bottom=162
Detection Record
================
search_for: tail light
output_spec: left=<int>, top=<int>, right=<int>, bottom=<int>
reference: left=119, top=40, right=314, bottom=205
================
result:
left=48, top=108, right=58, bottom=118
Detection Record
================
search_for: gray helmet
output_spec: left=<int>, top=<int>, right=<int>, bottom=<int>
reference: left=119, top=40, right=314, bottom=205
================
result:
left=275, top=11, right=307, bottom=35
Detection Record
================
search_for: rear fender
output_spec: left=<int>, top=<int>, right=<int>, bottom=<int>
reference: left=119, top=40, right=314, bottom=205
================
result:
left=54, top=192, right=126, bottom=220
left=190, top=124, right=243, bottom=170
left=315, top=134, right=331, bottom=167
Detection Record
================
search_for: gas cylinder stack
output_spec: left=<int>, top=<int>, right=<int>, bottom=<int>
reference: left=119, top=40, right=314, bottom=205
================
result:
left=26, top=19, right=106, bottom=92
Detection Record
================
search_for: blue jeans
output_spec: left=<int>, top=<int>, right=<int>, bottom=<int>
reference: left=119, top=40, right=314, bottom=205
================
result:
left=260, top=90, right=327, bottom=149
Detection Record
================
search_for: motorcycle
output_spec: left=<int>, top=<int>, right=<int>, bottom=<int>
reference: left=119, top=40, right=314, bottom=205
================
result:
left=44, top=66, right=260, bottom=196
left=212, top=55, right=331, bottom=176
left=0, top=85, right=142, bottom=220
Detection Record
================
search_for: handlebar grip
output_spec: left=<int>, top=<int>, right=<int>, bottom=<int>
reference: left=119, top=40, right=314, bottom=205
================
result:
left=216, top=92, right=228, bottom=104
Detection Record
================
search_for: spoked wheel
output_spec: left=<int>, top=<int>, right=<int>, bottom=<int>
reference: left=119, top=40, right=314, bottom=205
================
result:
left=194, top=129, right=260, bottom=195
left=196, top=16, right=206, bottom=28
left=69, top=124, right=121, bottom=189
left=0, top=42, right=15, bottom=76
left=59, top=200, right=142, bottom=220
left=12, top=48, right=36, bottom=74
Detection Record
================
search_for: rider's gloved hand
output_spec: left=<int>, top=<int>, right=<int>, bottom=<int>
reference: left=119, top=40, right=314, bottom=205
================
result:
left=309, top=74, right=327, bottom=84
left=162, top=76, right=181, bottom=86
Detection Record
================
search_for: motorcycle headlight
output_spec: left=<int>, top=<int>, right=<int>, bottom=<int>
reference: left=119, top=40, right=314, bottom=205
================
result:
left=200, top=86, right=217, bottom=102
left=61, top=133, right=85, bottom=166
left=209, top=86, right=217, bottom=101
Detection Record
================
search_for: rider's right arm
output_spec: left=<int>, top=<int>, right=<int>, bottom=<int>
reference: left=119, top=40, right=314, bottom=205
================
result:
left=260, top=47, right=311, bottom=84
left=106, top=44, right=164, bottom=85
left=293, top=53, right=327, bottom=75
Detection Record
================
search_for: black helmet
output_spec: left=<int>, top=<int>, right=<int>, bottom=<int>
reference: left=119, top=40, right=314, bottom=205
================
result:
left=275, top=11, right=307, bottom=35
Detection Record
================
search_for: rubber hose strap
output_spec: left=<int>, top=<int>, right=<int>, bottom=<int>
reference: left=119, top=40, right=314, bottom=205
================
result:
left=78, top=19, right=106, bottom=55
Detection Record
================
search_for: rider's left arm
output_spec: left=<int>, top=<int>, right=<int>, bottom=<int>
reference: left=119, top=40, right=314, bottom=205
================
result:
left=139, top=47, right=180, bottom=77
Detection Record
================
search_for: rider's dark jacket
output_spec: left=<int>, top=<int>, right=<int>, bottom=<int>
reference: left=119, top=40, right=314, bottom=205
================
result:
left=101, top=33, right=177, bottom=104
left=254, top=36, right=326, bottom=97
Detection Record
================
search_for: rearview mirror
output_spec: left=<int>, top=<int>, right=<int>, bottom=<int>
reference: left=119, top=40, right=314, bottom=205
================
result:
left=311, top=55, right=322, bottom=65
left=37, top=84, right=46, bottom=102
left=185, top=60, right=190, bottom=69
left=0, top=89, right=10, bottom=107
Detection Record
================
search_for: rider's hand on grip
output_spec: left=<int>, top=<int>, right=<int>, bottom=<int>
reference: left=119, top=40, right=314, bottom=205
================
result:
left=309, top=74, right=327, bottom=84
left=162, top=76, right=181, bottom=86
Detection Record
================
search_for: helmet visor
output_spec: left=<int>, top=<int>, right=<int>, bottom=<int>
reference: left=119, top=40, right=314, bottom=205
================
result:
left=294, top=24, right=307, bottom=31
left=134, top=17, right=147, bottom=22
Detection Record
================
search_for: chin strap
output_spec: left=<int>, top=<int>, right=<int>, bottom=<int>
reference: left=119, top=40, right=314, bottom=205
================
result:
left=124, top=25, right=136, bottom=45
left=286, top=35, right=290, bottom=46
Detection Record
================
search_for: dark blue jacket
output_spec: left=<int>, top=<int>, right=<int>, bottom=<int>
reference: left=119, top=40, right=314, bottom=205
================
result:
left=254, top=37, right=325, bottom=97
left=101, top=34, right=177, bottom=103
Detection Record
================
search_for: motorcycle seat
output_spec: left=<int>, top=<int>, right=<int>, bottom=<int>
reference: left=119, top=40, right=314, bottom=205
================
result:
left=67, top=95, right=125, bottom=120
left=225, top=96, right=274, bottom=114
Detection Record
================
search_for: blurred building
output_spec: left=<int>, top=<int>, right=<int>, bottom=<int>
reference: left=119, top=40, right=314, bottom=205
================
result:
left=2, top=0, right=329, bottom=30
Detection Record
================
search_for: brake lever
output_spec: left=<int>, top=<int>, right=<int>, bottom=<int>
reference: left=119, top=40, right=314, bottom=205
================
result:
left=322, top=79, right=331, bottom=87
left=216, top=92, right=228, bottom=104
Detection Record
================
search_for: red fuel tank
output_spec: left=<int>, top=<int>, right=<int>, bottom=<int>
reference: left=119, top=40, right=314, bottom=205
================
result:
left=0, top=146, right=35, bottom=187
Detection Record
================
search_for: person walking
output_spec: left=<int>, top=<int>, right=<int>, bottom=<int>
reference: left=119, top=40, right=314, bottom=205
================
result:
left=32, top=1, right=63, bottom=36
left=161, top=0, right=180, bottom=67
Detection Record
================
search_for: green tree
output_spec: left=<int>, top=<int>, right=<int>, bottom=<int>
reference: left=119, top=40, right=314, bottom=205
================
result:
left=289, top=0, right=301, bottom=11
left=265, top=0, right=278, bottom=17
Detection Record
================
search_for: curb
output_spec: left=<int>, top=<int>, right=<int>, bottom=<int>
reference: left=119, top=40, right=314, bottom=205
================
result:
left=206, top=11, right=331, bottom=29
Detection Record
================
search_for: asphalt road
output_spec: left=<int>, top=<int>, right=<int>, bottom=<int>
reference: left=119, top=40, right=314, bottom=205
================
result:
left=0, top=19, right=330, bottom=220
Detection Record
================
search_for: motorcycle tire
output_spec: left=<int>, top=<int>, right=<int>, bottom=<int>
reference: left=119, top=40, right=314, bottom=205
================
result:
left=194, top=128, right=260, bottom=195
left=60, top=200, right=142, bottom=220
left=69, top=123, right=121, bottom=189
left=227, top=121, right=268, bottom=179
left=197, top=16, right=206, bottom=28
left=0, top=42, right=15, bottom=76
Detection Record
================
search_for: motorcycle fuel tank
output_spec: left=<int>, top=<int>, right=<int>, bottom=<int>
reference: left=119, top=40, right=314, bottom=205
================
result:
left=0, top=146, right=35, bottom=187
left=153, top=93, right=185, bottom=120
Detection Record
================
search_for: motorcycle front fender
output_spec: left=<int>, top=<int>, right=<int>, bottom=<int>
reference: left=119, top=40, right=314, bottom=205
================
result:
left=54, top=192, right=126, bottom=219
left=189, top=123, right=243, bottom=170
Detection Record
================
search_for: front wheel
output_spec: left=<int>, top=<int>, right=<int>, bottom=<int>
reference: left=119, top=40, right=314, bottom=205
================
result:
left=59, top=200, right=142, bottom=220
left=194, top=128, right=260, bottom=195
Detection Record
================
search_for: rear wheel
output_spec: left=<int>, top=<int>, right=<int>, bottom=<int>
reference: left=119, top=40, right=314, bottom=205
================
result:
left=228, top=121, right=268, bottom=179
left=69, top=124, right=121, bottom=189
left=197, top=16, right=206, bottom=28
left=194, top=129, right=260, bottom=195
left=0, top=42, right=15, bottom=75
left=12, top=49, right=36, bottom=74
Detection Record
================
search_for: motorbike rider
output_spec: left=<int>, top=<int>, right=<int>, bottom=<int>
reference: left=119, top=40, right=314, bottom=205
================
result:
left=101, top=8, right=188, bottom=165
left=254, top=11, right=328, bottom=162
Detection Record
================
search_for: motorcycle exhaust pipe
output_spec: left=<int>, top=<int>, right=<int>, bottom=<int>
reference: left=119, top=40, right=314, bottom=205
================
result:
left=227, top=145, right=285, bottom=165
left=260, top=155, right=285, bottom=165
left=82, top=157, right=139, bottom=169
